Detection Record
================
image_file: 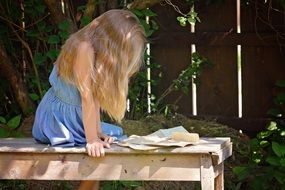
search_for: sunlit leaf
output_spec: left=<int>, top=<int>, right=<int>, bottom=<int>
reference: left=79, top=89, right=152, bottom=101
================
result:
left=267, top=121, right=278, bottom=131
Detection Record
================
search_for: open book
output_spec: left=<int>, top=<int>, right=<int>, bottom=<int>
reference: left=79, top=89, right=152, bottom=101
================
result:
left=117, top=126, right=198, bottom=150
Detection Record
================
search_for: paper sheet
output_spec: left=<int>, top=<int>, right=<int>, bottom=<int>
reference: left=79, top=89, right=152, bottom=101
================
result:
left=118, top=126, right=196, bottom=150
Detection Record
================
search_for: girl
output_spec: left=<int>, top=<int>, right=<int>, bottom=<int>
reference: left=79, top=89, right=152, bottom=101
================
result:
left=32, top=9, right=146, bottom=158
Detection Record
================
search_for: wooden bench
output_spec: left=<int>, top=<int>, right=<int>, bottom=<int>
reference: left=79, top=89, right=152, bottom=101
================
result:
left=0, top=137, right=232, bottom=190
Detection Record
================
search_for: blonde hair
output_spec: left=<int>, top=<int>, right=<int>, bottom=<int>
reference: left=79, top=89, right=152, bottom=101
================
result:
left=56, top=9, right=146, bottom=122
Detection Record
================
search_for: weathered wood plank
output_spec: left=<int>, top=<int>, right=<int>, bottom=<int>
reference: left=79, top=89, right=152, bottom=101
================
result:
left=200, top=154, right=215, bottom=190
left=211, top=143, right=233, bottom=165
left=0, top=153, right=201, bottom=181
left=214, top=163, right=224, bottom=190
left=0, top=138, right=231, bottom=154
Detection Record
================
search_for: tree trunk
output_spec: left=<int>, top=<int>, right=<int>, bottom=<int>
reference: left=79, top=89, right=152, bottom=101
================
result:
left=0, top=41, right=35, bottom=116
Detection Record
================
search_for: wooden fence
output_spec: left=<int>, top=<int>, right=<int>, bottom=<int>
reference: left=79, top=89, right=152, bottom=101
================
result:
left=151, top=0, right=285, bottom=136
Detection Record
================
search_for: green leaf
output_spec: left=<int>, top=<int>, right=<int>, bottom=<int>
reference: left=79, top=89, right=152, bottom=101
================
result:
left=275, top=80, right=285, bottom=88
left=257, top=130, right=272, bottom=139
left=196, top=16, right=201, bottom=23
left=59, top=31, right=69, bottom=40
left=132, top=9, right=144, bottom=17
left=34, top=53, right=47, bottom=65
left=233, top=166, right=250, bottom=180
left=266, top=156, right=280, bottom=166
left=260, top=140, right=269, bottom=147
left=145, top=29, right=154, bottom=37
left=142, top=9, right=157, bottom=17
left=177, top=16, right=187, bottom=27
left=267, top=121, right=278, bottom=131
left=46, top=49, right=60, bottom=60
left=0, top=116, right=6, bottom=124
left=272, top=141, right=285, bottom=157
left=58, top=20, right=70, bottom=31
left=0, top=128, right=9, bottom=138
left=29, top=93, right=39, bottom=101
left=47, top=35, right=60, bottom=44
left=187, top=17, right=196, bottom=25
left=280, top=158, right=285, bottom=167
left=7, top=115, right=21, bottom=129
left=80, top=16, right=92, bottom=27
left=140, top=20, right=150, bottom=31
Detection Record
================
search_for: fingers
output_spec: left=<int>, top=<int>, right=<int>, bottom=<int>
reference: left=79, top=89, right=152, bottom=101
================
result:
left=86, top=140, right=107, bottom=157
left=103, top=141, right=110, bottom=149
left=103, top=136, right=113, bottom=144
left=95, top=146, right=101, bottom=157
left=107, top=137, right=114, bottom=144
left=101, top=134, right=114, bottom=144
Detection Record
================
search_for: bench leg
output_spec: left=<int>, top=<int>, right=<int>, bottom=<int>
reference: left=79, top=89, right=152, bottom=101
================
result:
left=200, top=154, right=214, bottom=190
left=214, top=163, right=224, bottom=190
left=77, top=180, right=100, bottom=190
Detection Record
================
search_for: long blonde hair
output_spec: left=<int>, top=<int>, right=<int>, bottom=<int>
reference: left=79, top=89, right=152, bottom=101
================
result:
left=56, top=9, right=146, bottom=122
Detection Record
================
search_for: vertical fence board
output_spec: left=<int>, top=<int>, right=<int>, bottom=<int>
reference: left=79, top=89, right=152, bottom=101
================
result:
left=151, top=2, right=193, bottom=114
left=241, top=3, right=285, bottom=118
left=242, top=46, right=285, bottom=118
left=195, top=0, right=238, bottom=116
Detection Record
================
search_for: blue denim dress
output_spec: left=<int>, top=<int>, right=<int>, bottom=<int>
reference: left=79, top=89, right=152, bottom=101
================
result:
left=32, top=65, right=125, bottom=147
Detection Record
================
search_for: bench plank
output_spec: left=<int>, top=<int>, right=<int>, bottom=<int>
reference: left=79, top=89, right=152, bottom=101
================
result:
left=0, top=153, right=202, bottom=181
left=0, top=137, right=231, bottom=155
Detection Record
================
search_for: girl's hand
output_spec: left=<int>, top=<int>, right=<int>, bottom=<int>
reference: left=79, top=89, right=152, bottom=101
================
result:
left=98, top=133, right=114, bottom=144
left=86, top=138, right=110, bottom=157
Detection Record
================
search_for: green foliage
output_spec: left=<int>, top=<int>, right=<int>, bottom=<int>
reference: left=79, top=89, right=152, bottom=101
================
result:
left=177, top=10, right=201, bottom=27
left=154, top=52, right=211, bottom=117
left=132, top=8, right=158, bottom=37
left=102, top=181, right=143, bottom=190
left=234, top=80, right=285, bottom=190
left=0, top=115, right=24, bottom=138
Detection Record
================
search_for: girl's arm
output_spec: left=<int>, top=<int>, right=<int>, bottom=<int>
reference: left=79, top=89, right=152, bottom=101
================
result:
left=74, top=41, right=110, bottom=157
